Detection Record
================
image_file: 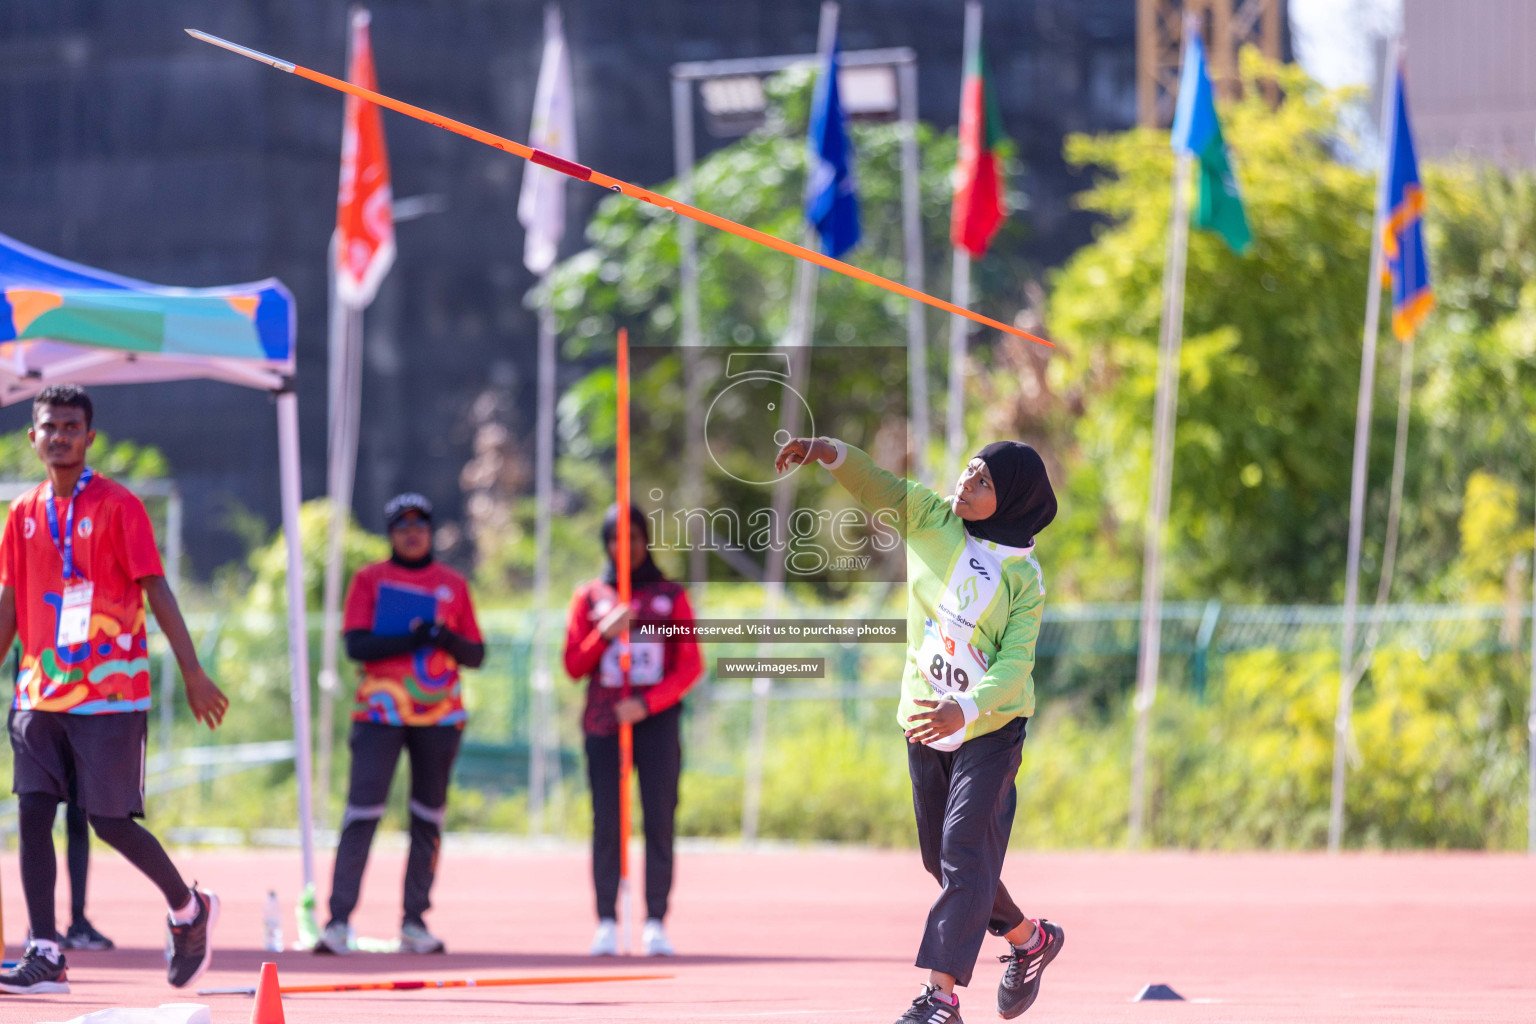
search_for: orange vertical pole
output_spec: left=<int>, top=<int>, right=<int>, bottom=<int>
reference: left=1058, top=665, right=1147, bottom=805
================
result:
left=615, top=327, right=634, bottom=954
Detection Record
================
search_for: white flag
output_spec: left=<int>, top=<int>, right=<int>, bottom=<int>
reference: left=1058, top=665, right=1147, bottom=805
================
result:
left=518, top=6, right=576, bottom=276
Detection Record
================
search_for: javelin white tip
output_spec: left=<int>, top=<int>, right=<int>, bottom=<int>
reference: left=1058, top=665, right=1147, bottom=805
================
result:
left=186, top=29, right=297, bottom=73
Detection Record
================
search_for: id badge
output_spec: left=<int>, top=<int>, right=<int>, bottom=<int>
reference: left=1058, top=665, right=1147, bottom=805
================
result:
left=57, top=579, right=94, bottom=647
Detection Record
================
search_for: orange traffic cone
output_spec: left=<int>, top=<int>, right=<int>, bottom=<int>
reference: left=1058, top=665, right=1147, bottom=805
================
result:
left=251, top=961, right=285, bottom=1024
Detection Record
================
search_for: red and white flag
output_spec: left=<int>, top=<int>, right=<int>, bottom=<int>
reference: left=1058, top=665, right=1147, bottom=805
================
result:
left=334, top=7, right=395, bottom=308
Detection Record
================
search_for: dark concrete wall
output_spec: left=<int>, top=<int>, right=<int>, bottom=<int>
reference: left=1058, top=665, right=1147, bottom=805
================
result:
left=0, top=0, right=1135, bottom=574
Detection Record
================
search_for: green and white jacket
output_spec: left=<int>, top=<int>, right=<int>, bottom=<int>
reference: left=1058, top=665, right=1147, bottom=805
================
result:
left=825, top=440, right=1046, bottom=749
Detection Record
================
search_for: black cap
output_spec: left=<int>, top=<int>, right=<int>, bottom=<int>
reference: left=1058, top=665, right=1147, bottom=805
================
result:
left=384, top=493, right=433, bottom=530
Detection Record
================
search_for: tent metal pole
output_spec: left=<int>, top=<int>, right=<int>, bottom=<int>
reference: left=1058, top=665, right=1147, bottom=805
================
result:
left=277, top=389, right=317, bottom=890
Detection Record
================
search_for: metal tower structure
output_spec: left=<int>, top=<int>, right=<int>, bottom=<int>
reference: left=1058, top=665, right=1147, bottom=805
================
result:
left=1137, top=0, right=1285, bottom=127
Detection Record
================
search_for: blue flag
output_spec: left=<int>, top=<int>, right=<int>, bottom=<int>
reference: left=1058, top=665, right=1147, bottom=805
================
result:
left=806, top=36, right=860, bottom=258
left=1170, top=29, right=1251, bottom=253
left=1381, top=64, right=1433, bottom=341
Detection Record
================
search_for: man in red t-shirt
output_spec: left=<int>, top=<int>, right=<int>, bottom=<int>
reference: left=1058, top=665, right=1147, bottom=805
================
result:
left=314, top=493, right=484, bottom=956
left=0, top=385, right=228, bottom=995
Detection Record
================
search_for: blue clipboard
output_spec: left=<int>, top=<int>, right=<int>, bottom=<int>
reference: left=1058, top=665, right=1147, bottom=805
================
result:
left=373, top=581, right=438, bottom=637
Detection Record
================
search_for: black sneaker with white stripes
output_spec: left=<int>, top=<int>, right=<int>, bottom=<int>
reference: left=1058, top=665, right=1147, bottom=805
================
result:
left=0, top=946, right=69, bottom=994
left=893, top=984, right=963, bottom=1024
left=997, top=919, right=1064, bottom=1018
left=166, top=885, right=219, bottom=988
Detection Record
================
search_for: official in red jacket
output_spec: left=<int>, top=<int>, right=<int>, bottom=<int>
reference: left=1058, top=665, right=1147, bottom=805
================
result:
left=563, top=503, right=701, bottom=957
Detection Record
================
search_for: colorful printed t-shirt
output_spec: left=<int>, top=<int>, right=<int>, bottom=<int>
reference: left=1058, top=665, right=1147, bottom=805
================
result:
left=0, top=473, right=165, bottom=715
left=343, top=559, right=482, bottom=727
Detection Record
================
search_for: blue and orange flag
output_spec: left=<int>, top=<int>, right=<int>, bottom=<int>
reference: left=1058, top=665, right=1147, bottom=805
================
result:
left=1381, top=64, right=1433, bottom=340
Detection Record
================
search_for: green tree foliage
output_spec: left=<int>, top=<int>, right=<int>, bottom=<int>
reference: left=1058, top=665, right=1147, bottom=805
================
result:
left=209, top=500, right=387, bottom=727
left=1043, top=53, right=1536, bottom=607
left=1402, top=168, right=1536, bottom=601
left=1047, top=55, right=1378, bottom=602
left=0, top=427, right=169, bottom=481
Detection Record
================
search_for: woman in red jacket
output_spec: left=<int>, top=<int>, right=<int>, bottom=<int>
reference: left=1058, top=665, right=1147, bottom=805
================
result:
left=563, top=503, right=701, bottom=957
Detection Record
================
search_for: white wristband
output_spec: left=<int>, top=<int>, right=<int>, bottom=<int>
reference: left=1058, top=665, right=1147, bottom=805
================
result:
left=822, top=437, right=848, bottom=470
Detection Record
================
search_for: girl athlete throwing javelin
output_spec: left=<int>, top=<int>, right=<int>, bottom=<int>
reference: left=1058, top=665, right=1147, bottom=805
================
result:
left=775, top=436, right=1064, bottom=1023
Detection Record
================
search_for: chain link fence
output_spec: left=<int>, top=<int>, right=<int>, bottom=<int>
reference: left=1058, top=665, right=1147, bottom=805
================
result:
left=1, top=600, right=1529, bottom=846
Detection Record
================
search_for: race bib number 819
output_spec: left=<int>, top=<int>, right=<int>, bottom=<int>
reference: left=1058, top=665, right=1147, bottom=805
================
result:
left=917, top=618, right=974, bottom=695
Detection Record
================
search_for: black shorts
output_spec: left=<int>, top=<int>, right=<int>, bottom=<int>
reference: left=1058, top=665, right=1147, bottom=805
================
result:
left=9, top=709, right=148, bottom=819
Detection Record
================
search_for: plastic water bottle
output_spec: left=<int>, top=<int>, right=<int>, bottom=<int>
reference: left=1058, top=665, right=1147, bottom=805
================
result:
left=262, top=891, right=284, bottom=952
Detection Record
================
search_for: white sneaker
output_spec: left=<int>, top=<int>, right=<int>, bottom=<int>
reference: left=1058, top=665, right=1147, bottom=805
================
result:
left=589, top=918, right=618, bottom=956
left=312, top=921, right=353, bottom=955
left=642, top=918, right=674, bottom=957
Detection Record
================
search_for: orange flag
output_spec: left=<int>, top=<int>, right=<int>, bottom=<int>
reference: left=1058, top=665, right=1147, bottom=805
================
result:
left=334, top=8, right=395, bottom=308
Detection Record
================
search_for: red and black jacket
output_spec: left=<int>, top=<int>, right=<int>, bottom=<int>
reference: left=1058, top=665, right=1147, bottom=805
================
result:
left=563, top=577, right=703, bottom=737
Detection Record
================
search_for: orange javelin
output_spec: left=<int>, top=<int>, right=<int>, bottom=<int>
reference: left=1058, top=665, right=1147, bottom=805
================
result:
left=185, top=29, right=1051, bottom=349
left=198, top=972, right=671, bottom=996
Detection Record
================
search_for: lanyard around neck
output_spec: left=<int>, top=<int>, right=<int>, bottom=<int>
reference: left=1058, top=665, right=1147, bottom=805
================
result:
left=43, top=467, right=94, bottom=580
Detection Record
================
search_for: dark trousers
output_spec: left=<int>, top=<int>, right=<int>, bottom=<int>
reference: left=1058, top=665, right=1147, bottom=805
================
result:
left=908, top=717, right=1029, bottom=988
left=11, top=708, right=187, bottom=941
left=327, top=721, right=462, bottom=928
left=65, top=798, right=89, bottom=922
left=585, top=703, right=681, bottom=922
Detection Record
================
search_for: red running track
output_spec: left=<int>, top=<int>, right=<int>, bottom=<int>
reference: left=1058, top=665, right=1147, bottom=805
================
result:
left=0, top=845, right=1532, bottom=1022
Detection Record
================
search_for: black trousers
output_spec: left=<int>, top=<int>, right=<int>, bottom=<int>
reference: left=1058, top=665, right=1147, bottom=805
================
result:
left=65, top=795, right=89, bottom=922
left=327, top=721, right=462, bottom=928
left=908, top=717, right=1029, bottom=988
left=585, top=703, right=681, bottom=922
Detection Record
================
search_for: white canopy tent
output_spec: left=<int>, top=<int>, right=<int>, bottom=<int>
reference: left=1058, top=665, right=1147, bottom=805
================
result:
left=0, top=230, right=317, bottom=891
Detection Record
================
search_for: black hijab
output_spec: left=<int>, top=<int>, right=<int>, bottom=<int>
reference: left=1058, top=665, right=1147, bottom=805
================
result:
left=963, top=441, right=1057, bottom=549
left=600, top=503, right=667, bottom=586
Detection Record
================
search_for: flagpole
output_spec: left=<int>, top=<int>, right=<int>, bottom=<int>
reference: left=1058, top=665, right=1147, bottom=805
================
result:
left=741, top=0, right=838, bottom=843
left=319, top=295, right=362, bottom=816
left=318, top=233, right=348, bottom=817
left=1330, top=43, right=1397, bottom=854
left=944, top=0, right=981, bottom=479
left=669, top=69, right=709, bottom=589
left=897, top=55, right=927, bottom=485
left=528, top=279, right=558, bottom=833
left=1127, top=149, right=1192, bottom=847
left=520, top=3, right=575, bottom=835
left=319, top=6, right=393, bottom=840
